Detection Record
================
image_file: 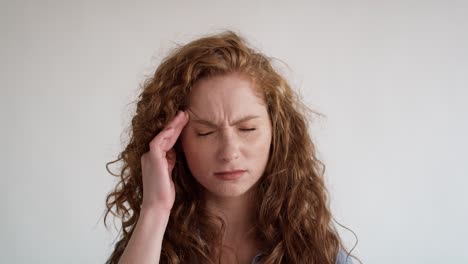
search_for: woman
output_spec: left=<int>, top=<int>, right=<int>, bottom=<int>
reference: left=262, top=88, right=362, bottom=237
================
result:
left=104, top=30, right=357, bottom=264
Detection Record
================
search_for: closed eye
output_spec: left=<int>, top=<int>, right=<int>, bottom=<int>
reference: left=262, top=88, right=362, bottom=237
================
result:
left=197, top=128, right=256, bottom=137
left=197, top=131, right=213, bottom=137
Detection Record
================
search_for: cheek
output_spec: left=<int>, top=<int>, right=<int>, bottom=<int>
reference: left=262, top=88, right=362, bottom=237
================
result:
left=181, top=133, right=213, bottom=174
left=248, top=129, right=272, bottom=150
left=182, top=131, right=210, bottom=154
left=250, top=131, right=272, bottom=175
left=249, top=131, right=272, bottom=169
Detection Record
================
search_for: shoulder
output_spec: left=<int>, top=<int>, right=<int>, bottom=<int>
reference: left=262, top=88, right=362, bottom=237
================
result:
left=335, top=248, right=354, bottom=264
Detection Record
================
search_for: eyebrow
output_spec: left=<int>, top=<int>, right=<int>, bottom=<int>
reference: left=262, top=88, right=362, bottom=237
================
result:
left=191, top=115, right=260, bottom=128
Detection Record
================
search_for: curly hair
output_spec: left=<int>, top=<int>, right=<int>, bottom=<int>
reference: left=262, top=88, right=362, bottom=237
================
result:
left=104, top=30, right=356, bottom=263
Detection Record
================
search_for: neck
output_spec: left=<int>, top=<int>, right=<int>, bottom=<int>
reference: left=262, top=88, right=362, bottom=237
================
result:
left=204, top=189, right=257, bottom=246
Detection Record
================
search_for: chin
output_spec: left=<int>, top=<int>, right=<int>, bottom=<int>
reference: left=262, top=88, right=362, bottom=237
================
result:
left=204, top=184, right=255, bottom=198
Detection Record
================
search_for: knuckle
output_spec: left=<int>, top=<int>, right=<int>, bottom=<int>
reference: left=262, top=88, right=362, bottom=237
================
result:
left=140, top=153, right=147, bottom=164
left=149, top=139, right=161, bottom=150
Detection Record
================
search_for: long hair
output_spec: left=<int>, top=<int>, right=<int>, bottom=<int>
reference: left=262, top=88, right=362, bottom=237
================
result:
left=104, top=30, right=356, bottom=263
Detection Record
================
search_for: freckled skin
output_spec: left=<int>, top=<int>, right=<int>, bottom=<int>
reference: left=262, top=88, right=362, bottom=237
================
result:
left=180, top=73, right=272, bottom=198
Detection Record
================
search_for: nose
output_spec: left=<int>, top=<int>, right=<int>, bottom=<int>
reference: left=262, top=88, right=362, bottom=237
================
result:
left=217, top=128, right=240, bottom=162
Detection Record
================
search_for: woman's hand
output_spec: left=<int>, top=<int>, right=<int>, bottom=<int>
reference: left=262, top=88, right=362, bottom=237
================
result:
left=119, top=111, right=189, bottom=264
left=140, top=110, right=189, bottom=212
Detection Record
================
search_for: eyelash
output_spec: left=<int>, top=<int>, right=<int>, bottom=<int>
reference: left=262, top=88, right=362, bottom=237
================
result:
left=197, top=128, right=256, bottom=137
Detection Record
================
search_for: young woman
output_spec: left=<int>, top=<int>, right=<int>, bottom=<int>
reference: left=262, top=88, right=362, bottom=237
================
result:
left=104, top=30, right=357, bottom=264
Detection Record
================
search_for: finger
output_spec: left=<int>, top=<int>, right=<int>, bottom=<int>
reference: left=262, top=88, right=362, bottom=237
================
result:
left=165, top=111, right=187, bottom=131
left=160, top=112, right=189, bottom=151
left=170, top=111, right=189, bottom=137
left=149, top=127, right=175, bottom=152
left=149, top=111, right=188, bottom=152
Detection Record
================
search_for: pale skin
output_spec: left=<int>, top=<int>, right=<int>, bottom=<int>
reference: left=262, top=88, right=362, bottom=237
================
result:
left=118, top=73, right=272, bottom=264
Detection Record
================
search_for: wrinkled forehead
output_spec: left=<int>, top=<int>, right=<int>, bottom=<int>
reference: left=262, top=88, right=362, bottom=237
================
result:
left=186, top=73, right=266, bottom=108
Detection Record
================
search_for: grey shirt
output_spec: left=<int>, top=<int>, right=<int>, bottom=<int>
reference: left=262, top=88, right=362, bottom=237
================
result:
left=251, top=248, right=353, bottom=264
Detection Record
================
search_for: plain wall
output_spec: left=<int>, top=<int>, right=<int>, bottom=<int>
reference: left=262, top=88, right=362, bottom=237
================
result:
left=1, top=0, right=467, bottom=263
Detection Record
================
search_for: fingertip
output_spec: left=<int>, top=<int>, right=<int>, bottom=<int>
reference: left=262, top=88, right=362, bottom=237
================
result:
left=182, top=110, right=190, bottom=119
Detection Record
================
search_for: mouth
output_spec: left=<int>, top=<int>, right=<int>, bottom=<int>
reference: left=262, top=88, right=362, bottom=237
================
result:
left=214, top=170, right=247, bottom=180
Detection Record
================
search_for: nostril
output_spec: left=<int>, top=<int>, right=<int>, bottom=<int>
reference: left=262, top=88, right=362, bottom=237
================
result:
left=220, top=151, right=239, bottom=162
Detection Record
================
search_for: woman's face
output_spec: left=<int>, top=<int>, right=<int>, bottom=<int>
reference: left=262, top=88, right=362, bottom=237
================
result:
left=180, top=73, right=272, bottom=198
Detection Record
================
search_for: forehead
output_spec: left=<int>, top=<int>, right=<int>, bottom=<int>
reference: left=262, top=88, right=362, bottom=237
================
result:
left=187, top=74, right=266, bottom=113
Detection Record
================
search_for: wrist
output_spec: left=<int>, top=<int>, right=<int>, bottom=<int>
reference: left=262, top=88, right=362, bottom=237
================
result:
left=140, top=204, right=172, bottom=219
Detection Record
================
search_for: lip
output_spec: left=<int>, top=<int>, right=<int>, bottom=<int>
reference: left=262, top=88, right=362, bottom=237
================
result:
left=214, top=170, right=247, bottom=180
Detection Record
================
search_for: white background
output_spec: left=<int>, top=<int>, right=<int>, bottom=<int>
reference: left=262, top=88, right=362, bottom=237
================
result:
left=1, top=0, right=467, bottom=263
